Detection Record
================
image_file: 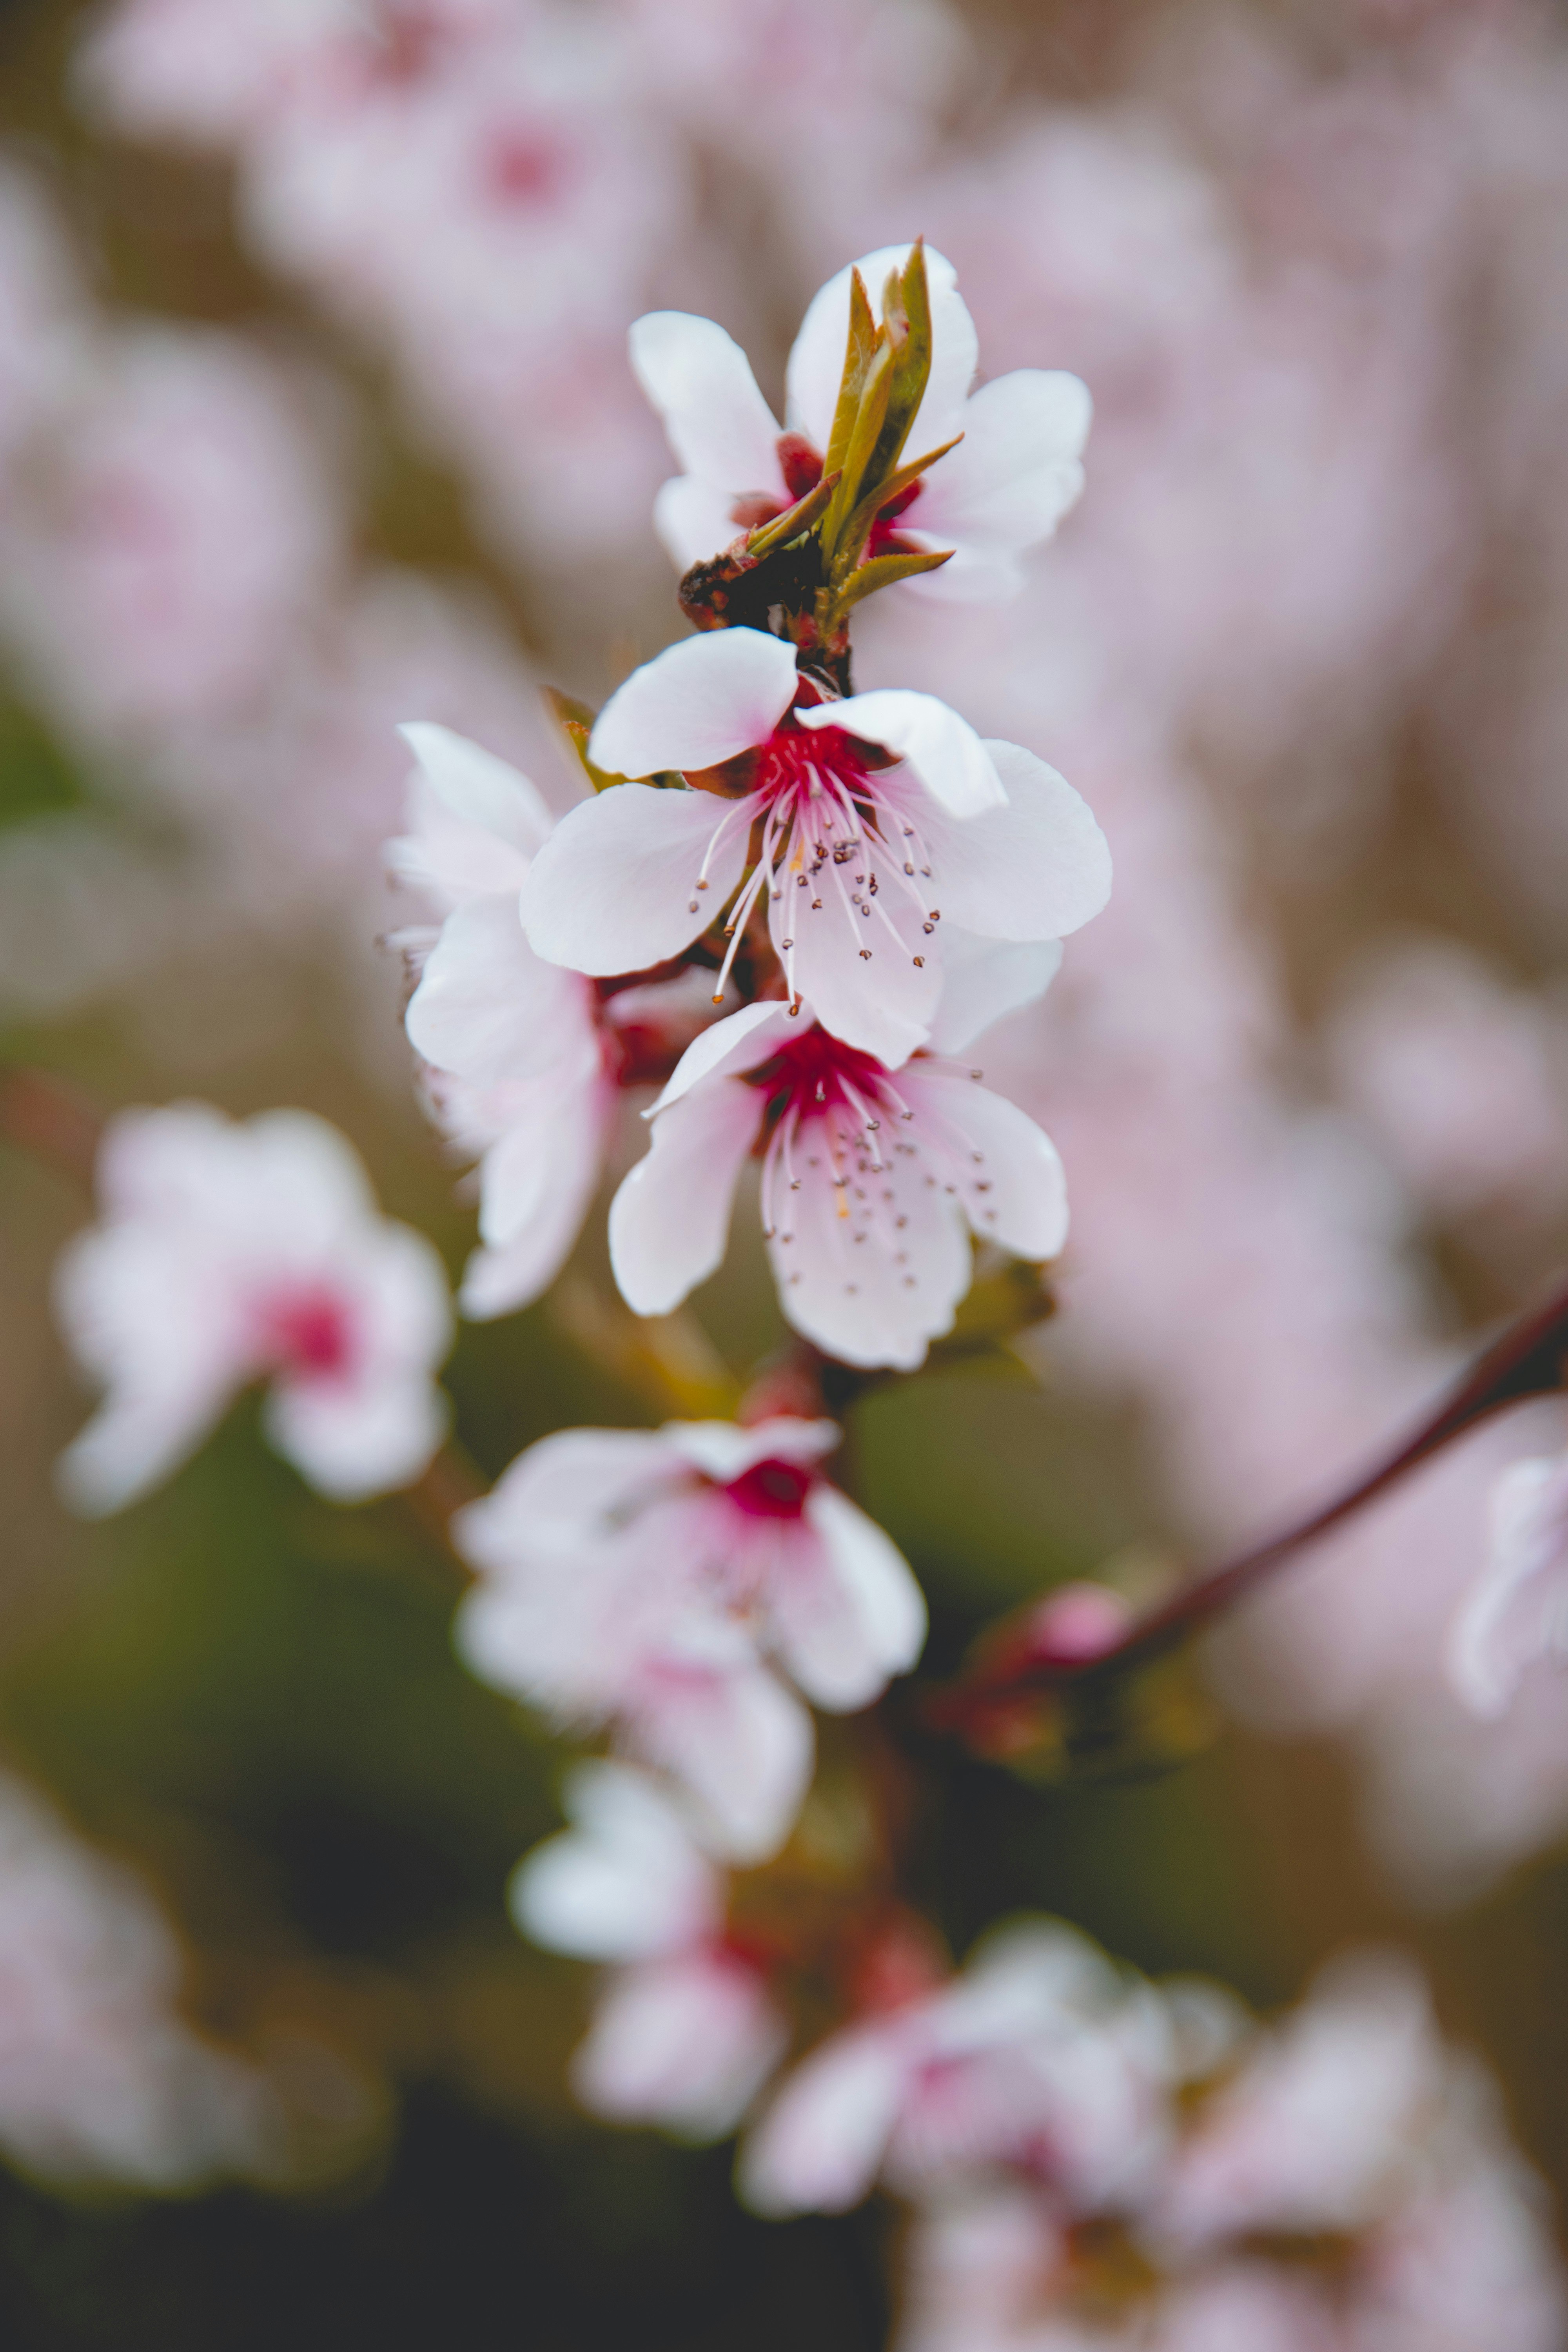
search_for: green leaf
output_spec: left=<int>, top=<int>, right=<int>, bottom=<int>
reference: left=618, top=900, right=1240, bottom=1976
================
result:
left=837, top=432, right=962, bottom=575
left=543, top=688, right=622, bottom=791
left=835, top=544, right=954, bottom=612
left=867, top=240, right=935, bottom=494
left=821, top=268, right=878, bottom=485
left=745, top=466, right=840, bottom=559
left=543, top=689, right=679, bottom=793
left=820, top=333, right=894, bottom=571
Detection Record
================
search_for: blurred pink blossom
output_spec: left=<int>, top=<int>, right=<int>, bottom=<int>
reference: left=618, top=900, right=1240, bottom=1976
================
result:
left=897, top=1951, right=1564, bottom=2352
left=1327, top=939, right=1568, bottom=1227
left=55, top=1102, right=452, bottom=1514
left=739, top=1918, right=1174, bottom=2219
left=1448, top=1437, right=1568, bottom=1719
left=511, top=1759, right=786, bottom=2140
left=452, top=1414, right=925, bottom=1859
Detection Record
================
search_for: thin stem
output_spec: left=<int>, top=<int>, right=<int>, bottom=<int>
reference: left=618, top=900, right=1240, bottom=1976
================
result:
left=942, top=1273, right=1568, bottom=1711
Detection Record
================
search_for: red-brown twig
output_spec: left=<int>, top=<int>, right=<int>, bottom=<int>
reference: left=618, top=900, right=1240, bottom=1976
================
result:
left=931, top=1272, right=1568, bottom=1725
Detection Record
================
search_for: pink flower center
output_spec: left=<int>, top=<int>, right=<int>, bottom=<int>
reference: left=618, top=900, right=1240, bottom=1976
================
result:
left=750, top=1027, right=895, bottom=1125
left=484, top=126, right=568, bottom=207
left=256, top=1287, right=356, bottom=1384
left=866, top=477, right=925, bottom=560
left=688, top=710, right=939, bottom=1010
left=722, top=1456, right=814, bottom=1520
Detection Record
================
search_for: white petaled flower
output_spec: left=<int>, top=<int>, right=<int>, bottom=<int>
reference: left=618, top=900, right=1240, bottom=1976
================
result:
left=739, top=1919, right=1174, bottom=2220
left=512, top=1760, right=788, bottom=2142
left=451, top=1414, right=926, bottom=1861
left=55, top=1103, right=452, bottom=1514
left=520, top=627, right=1108, bottom=1069
left=1447, top=1446, right=1568, bottom=1720
left=1151, top=1952, right=1444, bottom=2252
left=390, top=721, right=613, bottom=1319
left=608, top=1004, right=1069, bottom=1372
left=391, top=723, right=734, bottom=1316
left=632, top=242, right=1093, bottom=603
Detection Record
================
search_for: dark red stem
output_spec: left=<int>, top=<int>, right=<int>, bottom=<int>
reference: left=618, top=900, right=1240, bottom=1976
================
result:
left=946, top=1273, right=1568, bottom=1711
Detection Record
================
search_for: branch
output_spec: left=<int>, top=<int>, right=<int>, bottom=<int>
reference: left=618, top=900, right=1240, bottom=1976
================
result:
left=933, top=1272, right=1568, bottom=1720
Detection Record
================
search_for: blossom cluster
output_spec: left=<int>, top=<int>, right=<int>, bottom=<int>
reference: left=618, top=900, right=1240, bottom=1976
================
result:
left=19, top=28, right=1568, bottom=2326
left=511, top=1767, right=1566, bottom=2350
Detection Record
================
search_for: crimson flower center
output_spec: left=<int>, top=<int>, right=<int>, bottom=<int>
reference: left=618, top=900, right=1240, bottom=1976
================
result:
left=722, top=1457, right=815, bottom=1520
left=256, top=1287, right=356, bottom=1383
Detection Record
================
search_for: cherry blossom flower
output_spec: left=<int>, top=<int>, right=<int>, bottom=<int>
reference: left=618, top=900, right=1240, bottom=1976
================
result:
left=452, top=1413, right=925, bottom=1859
left=55, top=1102, right=452, bottom=1514
left=390, top=721, right=732, bottom=1315
left=608, top=1002, right=1069, bottom=1371
left=632, top=243, right=1092, bottom=602
left=0, top=1771, right=273, bottom=2189
left=1152, top=1951, right=1443, bottom=2250
left=511, top=1760, right=787, bottom=2140
left=1447, top=1445, right=1568, bottom=1720
left=521, top=625, right=1109, bottom=1069
left=738, top=1919, right=1174, bottom=2219
left=895, top=1954, right=1567, bottom=2352
left=389, top=721, right=613, bottom=1317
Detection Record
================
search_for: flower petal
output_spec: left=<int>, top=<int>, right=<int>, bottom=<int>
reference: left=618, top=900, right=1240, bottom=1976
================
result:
left=906, top=1069, right=1069, bottom=1261
left=610, top=1080, right=764, bottom=1316
left=773, top=859, right=936, bottom=1067
left=263, top=1363, right=448, bottom=1501
left=520, top=782, right=751, bottom=977
left=913, top=369, right=1091, bottom=555
left=629, top=311, right=786, bottom=494
left=800, top=690, right=1004, bottom=819
left=53, top=1240, right=240, bottom=1516
left=588, top=629, right=798, bottom=780
left=573, top=1952, right=787, bottom=2141
left=636, top=1655, right=814, bottom=1863
left=769, top=1129, right=969, bottom=1372
left=770, top=1484, right=927, bottom=1710
left=926, top=931, right=1062, bottom=1056
left=786, top=243, right=976, bottom=457
left=652, top=474, right=751, bottom=574
left=396, top=722, right=552, bottom=860
left=650, top=999, right=796, bottom=1116
left=509, top=1759, right=717, bottom=1962
left=916, top=740, right=1111, bottom=942
left=739, top=2021, right=909, bottom=2216
left=454, top=1428, right=677, bottom=1578
left=457, top=1073, right=609, bottom=1319
left=668, top=1416, right=838, bottom=1484
left=408, top=893, right=594, bottom=1083
left=1448, top=1453, right=1568, bottom=1719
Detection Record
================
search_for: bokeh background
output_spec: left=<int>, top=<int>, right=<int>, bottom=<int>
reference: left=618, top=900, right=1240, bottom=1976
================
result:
left=3, top=0, right=1568, bottom=2342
